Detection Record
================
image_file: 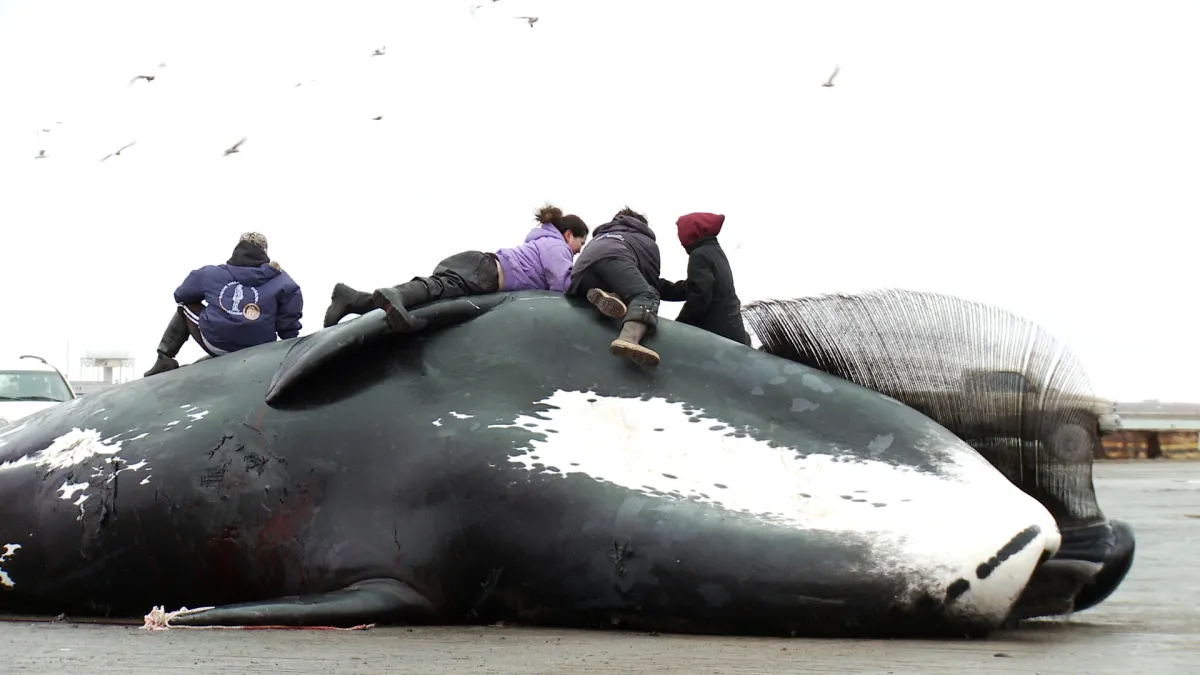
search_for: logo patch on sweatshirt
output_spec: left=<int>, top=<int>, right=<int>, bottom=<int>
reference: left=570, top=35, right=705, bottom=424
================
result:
left=219, top=281, right=261, bottom=319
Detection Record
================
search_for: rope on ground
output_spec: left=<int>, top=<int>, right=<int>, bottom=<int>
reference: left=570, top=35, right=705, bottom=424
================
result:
left=140, top=605, right=375, bottom=631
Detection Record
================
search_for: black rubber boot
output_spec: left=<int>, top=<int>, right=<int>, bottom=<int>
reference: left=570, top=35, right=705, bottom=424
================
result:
left=144, top=312, right=190, bottom=377
left=323, top=283, right=376, bottom=327
left=372, top=280, right=433, bottom=332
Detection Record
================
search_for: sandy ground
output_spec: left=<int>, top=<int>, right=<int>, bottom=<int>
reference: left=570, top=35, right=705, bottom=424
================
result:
left=4, top=460, right=1198, bottom=674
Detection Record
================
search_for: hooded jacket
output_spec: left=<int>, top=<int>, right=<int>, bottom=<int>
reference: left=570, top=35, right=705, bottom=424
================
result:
left=657, top=212, right=750, bottom=345
left=568, top=214, right=661, bottom=293
left=495, top=222, right=577, bottom=293
left=173, top=241, right=305, bottom=353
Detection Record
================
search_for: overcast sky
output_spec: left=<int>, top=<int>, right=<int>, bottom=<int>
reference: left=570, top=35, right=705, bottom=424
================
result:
left=0, top=0, right=1196, bottom=402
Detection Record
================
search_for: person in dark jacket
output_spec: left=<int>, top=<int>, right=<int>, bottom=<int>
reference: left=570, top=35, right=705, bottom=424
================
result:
left=143, top=232, right=305, bottom=377
left=322, top=205, right=589, bottom=331
left=566, top=206, right=664, bottom=368
left=657, top=212, right=751, bottom=345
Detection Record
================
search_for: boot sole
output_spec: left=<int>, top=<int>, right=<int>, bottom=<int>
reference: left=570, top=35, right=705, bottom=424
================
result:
left=587, top=289, right=628, bottom=319
left=611, top=339, right=661, bottom=369
left=372, top=289, right=424, bottom=332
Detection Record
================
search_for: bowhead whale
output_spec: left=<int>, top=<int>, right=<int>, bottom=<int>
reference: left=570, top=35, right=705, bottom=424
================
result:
left=0, top=290, right=1123, bottom=637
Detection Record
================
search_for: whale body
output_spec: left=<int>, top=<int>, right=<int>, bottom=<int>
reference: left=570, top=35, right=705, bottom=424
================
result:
left=0, top=291, right=1094, bottom=636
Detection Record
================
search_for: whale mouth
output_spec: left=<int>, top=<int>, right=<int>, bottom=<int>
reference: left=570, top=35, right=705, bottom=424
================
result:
left=1005, top=518, right=1136, bottom=622
left=1056, top=519, right=1136, bottom=613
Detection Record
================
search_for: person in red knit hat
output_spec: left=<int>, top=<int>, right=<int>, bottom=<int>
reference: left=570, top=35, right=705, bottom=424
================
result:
left=657, top=212, right=751, bottom=345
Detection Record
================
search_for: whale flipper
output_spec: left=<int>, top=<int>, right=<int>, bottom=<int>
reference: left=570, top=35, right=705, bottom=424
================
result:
left=162, top=578, right=436, bottom=628
left=266, top=292, right=527, bottom=404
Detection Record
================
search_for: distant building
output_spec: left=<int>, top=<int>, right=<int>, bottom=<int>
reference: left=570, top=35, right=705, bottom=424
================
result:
left=1101, top=400, right=1200, bottom=459
left=69, top=349, right=136, bottom=397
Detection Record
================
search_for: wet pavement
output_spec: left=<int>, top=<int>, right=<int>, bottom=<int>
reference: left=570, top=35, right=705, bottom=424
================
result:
left=4, top=460, right=1197, bottom=674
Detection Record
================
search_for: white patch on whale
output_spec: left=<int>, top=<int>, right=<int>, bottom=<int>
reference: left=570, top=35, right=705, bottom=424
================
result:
left=0, top=543, right=22, bottom=588
left=801, top=373, right=835, bottom=393
left=492, top=389, right=1062, bottom=626
left=868, top=434, right=894, bottom=456
left=791, top=398, right=819, bottom=412
left=58, top=481, right=89, bottom=501
left=0, top=428, right=125, bottom=473
left=1, top=428, right=155, bottom=521
left=104, top=458, right=150, bottom=484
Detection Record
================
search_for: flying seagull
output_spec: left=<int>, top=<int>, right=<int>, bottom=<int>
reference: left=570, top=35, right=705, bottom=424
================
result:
left=223, top=137, right=247, bottom=156
left=515, top=16, right=538, bottom=27
left=100, top=141, right=136, bottom=162
left=821, top=66, right=839, bottom=87
left=372, top=115, right=383, bottom=121
left=469, top=0, right=500, bottom=15
left=129, top=74, right=156, bottom=85
left=34, top=149, right=47, bottom=160
left=372, top=46, right=386, bottom=56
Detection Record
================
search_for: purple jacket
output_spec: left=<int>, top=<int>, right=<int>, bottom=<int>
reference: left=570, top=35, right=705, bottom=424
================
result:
left=173, top=242, right=305, bottom=354
left=494, top=223, right=576, bottom=293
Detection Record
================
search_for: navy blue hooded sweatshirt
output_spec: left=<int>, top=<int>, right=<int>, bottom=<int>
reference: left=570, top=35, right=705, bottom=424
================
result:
left=173, top=241, right=304, bottom=353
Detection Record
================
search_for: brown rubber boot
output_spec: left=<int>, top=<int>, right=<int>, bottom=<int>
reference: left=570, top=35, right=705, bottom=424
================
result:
left=323, top=283, right=375, bottom=327
left=586, top=288, right=628, bottom=319
left=610, top=320, right=660, bottom=369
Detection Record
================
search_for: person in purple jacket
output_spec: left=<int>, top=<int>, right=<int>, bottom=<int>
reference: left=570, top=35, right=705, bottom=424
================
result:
left=143, top=232, right=305, bottom=377
left=322, top=204, right=589, bottom=331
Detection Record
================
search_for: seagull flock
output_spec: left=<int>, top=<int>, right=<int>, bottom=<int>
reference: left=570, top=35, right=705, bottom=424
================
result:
left=28, top=5, right=840, bottom=162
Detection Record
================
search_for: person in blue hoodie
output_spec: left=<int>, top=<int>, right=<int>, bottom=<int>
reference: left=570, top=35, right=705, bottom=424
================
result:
left=143, top=232, right=305, bottom=377
left=322, top=204, right=589, bottom=331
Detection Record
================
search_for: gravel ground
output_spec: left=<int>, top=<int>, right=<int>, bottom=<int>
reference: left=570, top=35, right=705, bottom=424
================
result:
left=3, top=460, right=1197, bottom=674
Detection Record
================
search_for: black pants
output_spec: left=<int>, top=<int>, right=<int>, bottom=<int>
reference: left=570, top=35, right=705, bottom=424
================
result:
left=568, top=257, right=661, bottom=331
left=425, top=250, right=501, bottom=298
left=383, top=249, right=502, bottom=313
left=157, top=302, right=222, bottom=358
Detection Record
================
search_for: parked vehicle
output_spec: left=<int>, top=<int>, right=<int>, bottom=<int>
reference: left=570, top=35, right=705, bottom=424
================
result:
left=0, top=355, right=77, bottom=429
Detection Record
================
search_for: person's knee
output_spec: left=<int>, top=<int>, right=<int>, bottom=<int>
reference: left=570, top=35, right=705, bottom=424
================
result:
left=625, top=294, right=660, bottom=330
